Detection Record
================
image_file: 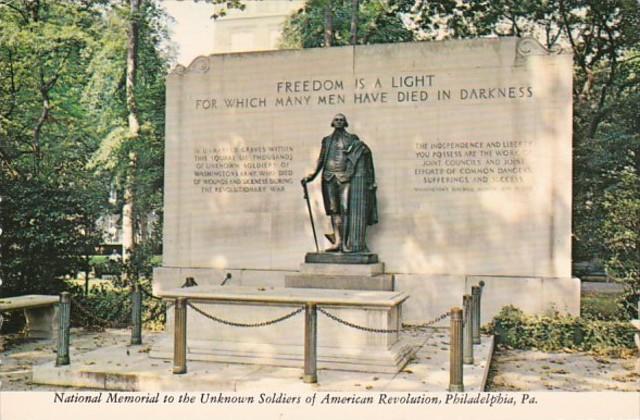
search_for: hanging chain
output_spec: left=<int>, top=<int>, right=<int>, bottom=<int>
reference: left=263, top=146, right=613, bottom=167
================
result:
left=317, top=307, right=402, bottom=333
left=187, top=302, right=304, bottom=328
left=317, top=306, right=451, bottom=334
left=70, top=295, right=130, bottom=328
left=142, top=303, right=166, bottom=323
left=140, top=287, right=163, bottom=301
left=402, top=311, right=451, bottom=329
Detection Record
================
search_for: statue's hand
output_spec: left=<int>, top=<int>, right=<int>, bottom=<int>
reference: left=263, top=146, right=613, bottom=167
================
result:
left=301, top=174, right=314, bottom=184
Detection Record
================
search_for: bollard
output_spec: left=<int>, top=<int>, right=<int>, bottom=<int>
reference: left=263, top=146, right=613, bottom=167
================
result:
left=449, top=307, right=464, bottom=392
left=173, top=298, right=187, bottom=374
left=303, top=303, right=317, bottom=384
left=471, top=286, right=481, bottom=344
left=56, top=292, right=71, bottom=366
left=130, top=283, right=142, bottom=345
left=463, top=295, right=474, bottom=364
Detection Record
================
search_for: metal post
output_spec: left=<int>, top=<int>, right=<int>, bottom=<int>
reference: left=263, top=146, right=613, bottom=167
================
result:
left=449, top=307, right=464, bottom=392
left=471, top=286, right=481, bottom=344
left=173, top=298, right=187, bottom=374
left=463, top=295, right=474, bottom=364
left=130, top=283, right=142, bottom=345
left=56, top=292, right=71, bottom=366
left=303, top=303, right=317, bottom=383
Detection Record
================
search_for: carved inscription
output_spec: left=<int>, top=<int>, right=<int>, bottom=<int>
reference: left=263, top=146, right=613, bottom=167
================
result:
left=193, top=146, right=294, bottom=193
left=414, top=140, right=534, bottom=192
left=194, top=74, right=534, bottom=110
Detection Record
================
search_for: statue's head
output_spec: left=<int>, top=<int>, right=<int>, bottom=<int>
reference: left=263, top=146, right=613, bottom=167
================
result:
left=331, top=113, right=348, bottom=128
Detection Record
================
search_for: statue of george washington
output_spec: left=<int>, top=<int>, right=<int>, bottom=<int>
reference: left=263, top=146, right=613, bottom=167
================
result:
left=301, top=113, right=377, bottom=254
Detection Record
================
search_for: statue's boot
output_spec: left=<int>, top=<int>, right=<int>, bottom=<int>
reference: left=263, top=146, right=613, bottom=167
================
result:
left=325, top=216, right=343, bottom=252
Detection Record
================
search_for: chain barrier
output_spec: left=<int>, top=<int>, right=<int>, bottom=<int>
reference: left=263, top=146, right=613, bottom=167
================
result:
left=70, top=295, right=130, bottom=328
left=187, top=302, right=304, bottom=328
left=140, top=286, right=174, bottom=309
left=142, top=303, right=167, bottom=324
left=140, top=286, right=163, bottom=301
left=403, top=311, right=451, bottom=329
left=317, top=306, right=451, bottom=334
left=316, top=306, right=405, bottom=334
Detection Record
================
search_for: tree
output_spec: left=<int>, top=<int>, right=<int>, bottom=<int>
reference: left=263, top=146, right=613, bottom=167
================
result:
left=281, top=0, right=414, bottom=49
left=0, top=0, right=169, bottom=298
left=87, top=0, right=170, bottom=281
left=0, top=0, right=110, bottom=296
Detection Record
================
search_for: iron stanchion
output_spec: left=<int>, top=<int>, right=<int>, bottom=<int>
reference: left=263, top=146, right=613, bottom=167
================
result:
left=56, top=292, right=71, bottom=366
left=131, top=284, right=142, bottom=345
left=463, top=294, right=474, bottom=364
left=472, top=286, right=481, bottom=344
left=173, top=297, right=187, bottom=374
left=303, top=303, right=317, bottom=383
left=449, top=307, right=464, bottom=392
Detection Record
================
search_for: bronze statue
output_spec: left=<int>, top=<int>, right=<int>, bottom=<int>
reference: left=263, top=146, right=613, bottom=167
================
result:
left=302, top=114, right=377, bottom=253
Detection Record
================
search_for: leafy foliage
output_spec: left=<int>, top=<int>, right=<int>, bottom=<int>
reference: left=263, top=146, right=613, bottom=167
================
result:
left=0, top=1, right=110, bottom=297
left=0, top=0, right=169, bottom=303
left=487, top=306, right=636, bottom=355
left=0, top=177, right=104, bottom=296
left=281, top=0, right=414, bottom=48
left=68, top=280, right=166, bottom=331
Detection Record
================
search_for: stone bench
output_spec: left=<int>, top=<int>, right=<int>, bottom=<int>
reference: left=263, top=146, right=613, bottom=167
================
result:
left=150, top=286, right=414, bottom=373
left=0, top=295, right=60, bottom=339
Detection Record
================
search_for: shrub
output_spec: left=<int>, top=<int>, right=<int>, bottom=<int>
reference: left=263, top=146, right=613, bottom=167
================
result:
left=68, top=281, right=166, bottom=331
left=486, top=306, right=636, bottom=355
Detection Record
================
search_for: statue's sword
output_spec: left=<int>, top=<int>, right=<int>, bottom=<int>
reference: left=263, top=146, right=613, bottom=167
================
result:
left=301, top=181, right=320, bottom=252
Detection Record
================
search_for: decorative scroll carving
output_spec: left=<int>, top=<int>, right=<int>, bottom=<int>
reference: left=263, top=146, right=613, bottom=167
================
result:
left=187, top=56, right=211, bottom=74
left=516, top=37, right=562, bottom=59
left=169, top=64, right=186, bottom=75
left=169, top=56, right=212, bottom=76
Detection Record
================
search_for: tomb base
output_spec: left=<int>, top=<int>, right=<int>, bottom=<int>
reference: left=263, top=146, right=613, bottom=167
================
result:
left=149, top=286, right=413, bottom=373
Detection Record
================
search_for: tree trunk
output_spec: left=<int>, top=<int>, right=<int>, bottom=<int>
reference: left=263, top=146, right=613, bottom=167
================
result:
left=123, top=0, right=142, bottom=262
left=127, top=0, right=141, bottom=136
left=324, top=1, right=333, bottom=47
left=350, top=0, right=359, bottom=45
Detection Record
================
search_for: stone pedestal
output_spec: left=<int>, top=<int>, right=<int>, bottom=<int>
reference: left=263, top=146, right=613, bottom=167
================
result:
left=25, top=305, right=59, bottom=339
left=304, top=252, right=379, bottom=264
left=285, top=261, right=393, bottom=291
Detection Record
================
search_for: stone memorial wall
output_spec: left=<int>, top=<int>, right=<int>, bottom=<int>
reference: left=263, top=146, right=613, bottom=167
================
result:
left=155, top=38, right=579, bottom=320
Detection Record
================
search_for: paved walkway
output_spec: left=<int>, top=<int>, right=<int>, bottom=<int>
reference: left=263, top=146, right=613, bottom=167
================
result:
left=4, top=328, right=493, bottom=392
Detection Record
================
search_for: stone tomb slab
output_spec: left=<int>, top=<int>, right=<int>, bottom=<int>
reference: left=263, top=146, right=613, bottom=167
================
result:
left=150, top=286, right=413, bottom=373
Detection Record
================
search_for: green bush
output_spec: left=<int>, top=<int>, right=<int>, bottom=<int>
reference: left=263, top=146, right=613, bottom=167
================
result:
left=486, top=306, right=636, bottom=355
left=0, top=178, right=103, bottom=297
left=68, top=281, right=166, bottom=331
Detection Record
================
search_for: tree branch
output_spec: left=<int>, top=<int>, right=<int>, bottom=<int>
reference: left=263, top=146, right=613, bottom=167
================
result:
left=0, top=0, right=30, bottom=23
